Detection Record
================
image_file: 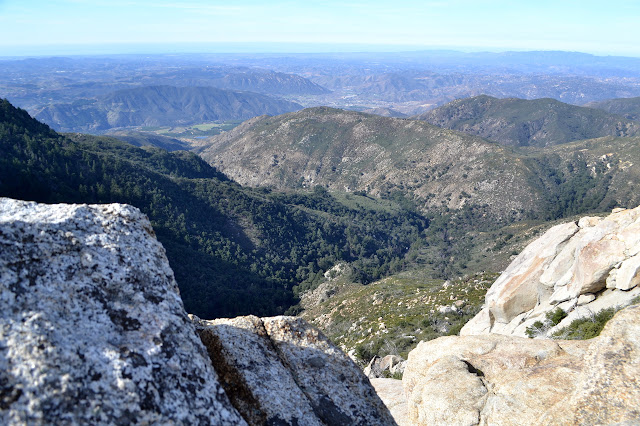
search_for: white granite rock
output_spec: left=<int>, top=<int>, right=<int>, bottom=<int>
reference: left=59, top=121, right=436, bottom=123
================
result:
left=404, top=305, right=640, bottom=425
left=462, top=205, right=640, bottom=337
left=0, top=198, right=245, bottom=425
left=615, top=253, right=640, bottom=291
left=482, top=221, right=579, bottom=325
left=577, top=293, right=596, bottom=305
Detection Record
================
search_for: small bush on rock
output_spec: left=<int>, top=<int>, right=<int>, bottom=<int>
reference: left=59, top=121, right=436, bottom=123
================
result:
left=525, top=307, right=567, bottom=338
left=552, top=308, right=616, bottom=340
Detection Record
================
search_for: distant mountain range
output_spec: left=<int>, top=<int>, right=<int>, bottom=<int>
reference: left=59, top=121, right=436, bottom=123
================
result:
left=586, top=96, right=640, bottom=121
left=196, top=106, right=640, bottom=220
left=33, top=85, right=303, bottom=133
left=414, top=95, right=640, bottom=147
left=5, top=93, right=640, bottom=318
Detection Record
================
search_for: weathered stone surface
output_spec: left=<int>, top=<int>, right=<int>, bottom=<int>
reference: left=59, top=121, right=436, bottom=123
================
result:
left=462, top=205, right=640, bottom=337
left=191, top=314, right=323, bottom=426
left=577, top=293, right=596, bottom=305
left=565, top=304, right=640, bottom=425
left=570, top=238, right=626, bottom=295
left=0, top=198, right=245, bottom=425
left=482, top=221, right=579, bottom=325
left=405, top=304, right=640, bottom=425
left=615, top=253, right=640, bottom=291
left=404, top=333, right=582, bottom=425
left=404, top=333, right=588, bottom=424
left=261, top=316, right=397, bottom=426
left=370, top=378, right=408, bottom=426
left=407, top=356, right=487, bottom=426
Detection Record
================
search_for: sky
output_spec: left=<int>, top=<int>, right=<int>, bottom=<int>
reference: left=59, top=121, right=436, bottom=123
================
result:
left=0, top=0, right=639, bottom=57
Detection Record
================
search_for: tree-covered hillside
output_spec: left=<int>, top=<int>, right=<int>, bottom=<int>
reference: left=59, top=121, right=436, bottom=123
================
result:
left=0, top=99, right=431, bottom=318
left=4, top=98, right=640, bottom=319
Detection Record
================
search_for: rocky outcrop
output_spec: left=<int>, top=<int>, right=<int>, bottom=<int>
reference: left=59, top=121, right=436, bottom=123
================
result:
left=192, top=315, right=396, bottom=426
left=363, top=355, right=407, bottom=379
left=0, top=198, right=394, bottom=425
left=405, top=205, right=640, bottom=425
left=0, top=198, right=245, bottom=424
left=404, top=304, right=640, bottom=425
left=462, top=206, right=640, bottom=337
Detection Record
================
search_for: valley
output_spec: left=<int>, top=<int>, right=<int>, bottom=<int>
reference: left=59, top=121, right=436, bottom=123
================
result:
left=3, top=49, right=640, bottom=366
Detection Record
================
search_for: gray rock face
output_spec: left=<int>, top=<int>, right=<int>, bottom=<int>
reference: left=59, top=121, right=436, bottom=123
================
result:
left=0, top=198, right=245, bottom=425
left=462, top=205, right=640, bottom=337
left=404, top=304, right=640, bottom=425
left=193, top=315, right=397, bottom=426
left=192, top=315, right=323, bottom=426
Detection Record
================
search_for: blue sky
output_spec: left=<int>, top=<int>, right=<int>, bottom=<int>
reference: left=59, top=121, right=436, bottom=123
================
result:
left=0, top=0, right=638, bottom=56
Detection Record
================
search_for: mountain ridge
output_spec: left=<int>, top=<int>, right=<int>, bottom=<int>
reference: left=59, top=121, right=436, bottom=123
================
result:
left=586, top=96, right=640, bottom=121
left=34, top=85, right=303, bottom=133
left=0, top=99, right=437, bottom=317
left=414, top=94, right=640, bottom=147
left=197, top=106, right=640, bottom=221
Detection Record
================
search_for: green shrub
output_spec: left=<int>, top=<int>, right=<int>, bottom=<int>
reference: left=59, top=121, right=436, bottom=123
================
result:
left=525, top=320, right=546, bottom=338
left=547, top=307, right=568, bottom=326
left=525, top=307, right=567, bottom=338
left=552, top=308, right=616, bottom=340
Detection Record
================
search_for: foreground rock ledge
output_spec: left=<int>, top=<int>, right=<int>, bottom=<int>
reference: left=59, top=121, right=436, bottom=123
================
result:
left=404, top=302, right=640, bottom=425
left=0, top=198, right=245, bottom=424
left=192, top=315, right=396, bottom=426
left=0, top=198, right=394, bottom=425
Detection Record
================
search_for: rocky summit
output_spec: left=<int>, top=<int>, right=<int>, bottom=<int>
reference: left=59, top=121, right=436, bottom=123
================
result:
left=0, top=198, right=244, bottom=424
left=0, top=198, right=393, bottom=425
left=462, top=205, right=640, bottom=337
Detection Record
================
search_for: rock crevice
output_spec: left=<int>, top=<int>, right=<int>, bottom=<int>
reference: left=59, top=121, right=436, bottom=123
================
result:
left=192, top=314, right=396, bottom=426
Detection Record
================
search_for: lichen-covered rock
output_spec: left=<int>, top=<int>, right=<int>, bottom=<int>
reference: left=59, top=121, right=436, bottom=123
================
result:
left=262, top=316, right=396, bottom=425
left=404, top=304, right=640, bottom=425
left=0, top=198, right=245, bottom=425
left=194, top=314, right=396, bottom=426
left=191, top=315, right=322, bottom=426
left=462, top=206, right=640, bottom=337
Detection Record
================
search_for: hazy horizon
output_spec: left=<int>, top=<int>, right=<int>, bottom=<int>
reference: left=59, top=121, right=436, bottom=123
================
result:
left=1, top=43, right=640, bottom=60
left=1, top=0, right=639, bottom=58
left=0, top=42, right=533, bottom=58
